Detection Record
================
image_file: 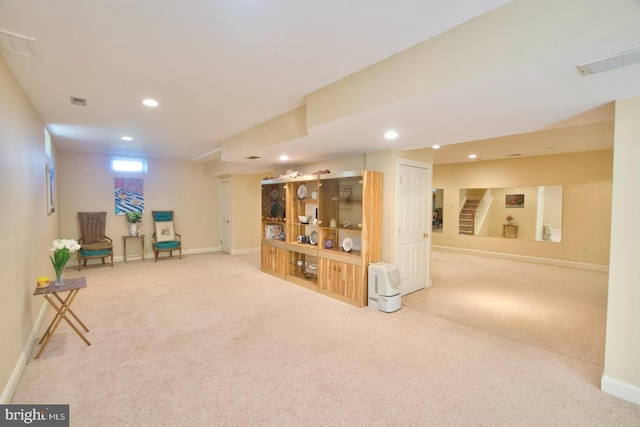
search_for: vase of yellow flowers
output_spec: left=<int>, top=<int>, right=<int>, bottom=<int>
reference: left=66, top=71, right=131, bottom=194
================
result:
left=50, top=239, right=81, bottom=286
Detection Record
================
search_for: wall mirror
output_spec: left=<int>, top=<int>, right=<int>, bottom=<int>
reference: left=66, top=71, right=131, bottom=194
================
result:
left=459, top=186, right=562, bottom=242
left=432, top=189, right=443, bottom=233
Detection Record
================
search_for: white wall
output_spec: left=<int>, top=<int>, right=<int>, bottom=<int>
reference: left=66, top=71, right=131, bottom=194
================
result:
left=602, top=97, right=640, bottom=404
left=0, top=56, right=58, bottom=402
left=230, top=174, right=263, bottom=253
left=433, top=147, right=613, bottom=266
left=57, top=151, right=221, bottom=260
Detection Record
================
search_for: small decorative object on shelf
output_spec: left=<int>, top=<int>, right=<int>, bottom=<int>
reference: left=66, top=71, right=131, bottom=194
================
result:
left=342, top=237, right=353, bottom=252
left=50, top=238, right=81, bottom=286
left=298, top=215, right=311, bottom=224
left=297, top=184, right=307, bottom=200
left=506, top=215, right=514, bottom=225
left=279, top=170, right=303, bottom=179
left=125, top=211, right=143, bottom=236
left=343, top=186, right=352, bottom=201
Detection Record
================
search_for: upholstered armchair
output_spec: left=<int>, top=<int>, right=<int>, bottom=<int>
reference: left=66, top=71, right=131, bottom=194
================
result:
left=77, top=212, right=114, bottom=270
left=152, top=211, right=182, bottom=261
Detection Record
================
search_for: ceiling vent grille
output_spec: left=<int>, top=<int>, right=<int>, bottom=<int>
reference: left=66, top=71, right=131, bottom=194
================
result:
left=577, top=47, right=640, bottom=75
left=70, top=97, right=87, bottom=106
left=0, top=29, right=42, bottom=59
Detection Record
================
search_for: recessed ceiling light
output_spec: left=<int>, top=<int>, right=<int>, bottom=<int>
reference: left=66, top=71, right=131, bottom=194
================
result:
left=142, top=98, right=159, bottom=107
left=121, top=136, right=133, bottom=141
left=432, top=144, right=441, bottom=149
left=279, top=155, right=289, bottom=161
left=384, top=130, right=399, bottom=140
left=468, top=154, right=477, bottom=159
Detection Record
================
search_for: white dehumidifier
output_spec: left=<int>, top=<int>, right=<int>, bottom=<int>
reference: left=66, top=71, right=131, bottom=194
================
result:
left=368, top=262, right=401, bottom=313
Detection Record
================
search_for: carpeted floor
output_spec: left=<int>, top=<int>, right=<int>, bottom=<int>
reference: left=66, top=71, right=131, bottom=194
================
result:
left=10, top=250, right=640, bottom=426
left=403, top=249, right=608, bottom=367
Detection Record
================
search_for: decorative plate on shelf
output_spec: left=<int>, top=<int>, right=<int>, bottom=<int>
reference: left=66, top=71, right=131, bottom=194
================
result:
left=342, top=237, right=353, bottom=252
left=309, top=231, right=318, bottom=245
left=311, top=188, right=318, bottom=200
left=270, top=203, right=284, bottom=218
left=297, top=184, right=307, bottom=199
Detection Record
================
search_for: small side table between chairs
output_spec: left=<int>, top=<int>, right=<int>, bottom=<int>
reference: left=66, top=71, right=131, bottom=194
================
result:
left=502, top=224, right=519, bottom=238
left=33, top=276, right=90, bottom=359
left=122, top=235, right=145, bottom=263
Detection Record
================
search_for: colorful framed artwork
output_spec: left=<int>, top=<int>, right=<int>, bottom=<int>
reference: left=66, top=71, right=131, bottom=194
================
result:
left=115, top=178, right=144, bottom=215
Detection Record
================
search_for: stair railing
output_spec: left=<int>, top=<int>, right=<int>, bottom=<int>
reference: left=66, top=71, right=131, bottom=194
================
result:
left=473, top=189, right=493, bottom=235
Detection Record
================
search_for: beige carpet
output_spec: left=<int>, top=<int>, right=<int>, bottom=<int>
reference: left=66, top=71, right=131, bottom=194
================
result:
left=11, top=251, right=640, bottom=426
left=403, top=249, right=608, bottom=367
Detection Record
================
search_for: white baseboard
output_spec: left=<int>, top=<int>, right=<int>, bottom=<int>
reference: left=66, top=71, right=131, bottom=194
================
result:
left=432, top=245, right=609, bottom=272
left=183, top=247, right=221, bottom=255
left=0, top=301, right=49, bottom=404
left=67, top=247, right=223, bottom=266
left=231, top=247, right=260, bottom=255
left=601, top=375, right=640, bottom=405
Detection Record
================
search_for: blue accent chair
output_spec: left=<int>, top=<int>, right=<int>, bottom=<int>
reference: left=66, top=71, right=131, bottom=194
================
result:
left=77, top=212, right=114, bottom=270
left=152, top=211, right=182, bottom=261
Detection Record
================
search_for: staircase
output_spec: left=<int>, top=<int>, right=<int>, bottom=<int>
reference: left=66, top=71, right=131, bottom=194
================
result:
left=459, top=199, right=480, bottom=235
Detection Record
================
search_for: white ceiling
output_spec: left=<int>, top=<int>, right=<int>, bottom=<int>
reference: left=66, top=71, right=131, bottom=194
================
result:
left=1, top=0, right=639, bottom=173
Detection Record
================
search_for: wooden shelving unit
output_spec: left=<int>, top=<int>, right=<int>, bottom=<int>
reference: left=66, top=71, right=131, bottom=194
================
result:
left=261, top=171, right=382, bottom=307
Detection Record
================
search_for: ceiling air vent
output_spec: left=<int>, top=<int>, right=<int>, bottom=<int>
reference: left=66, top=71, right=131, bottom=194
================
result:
left=70, top=97, right=87, bottom=106
left=246, top=156, right=260, bottom=160
left=577, top=47, right=640, bottom=75
left=0, top=29, right=42, bottom=59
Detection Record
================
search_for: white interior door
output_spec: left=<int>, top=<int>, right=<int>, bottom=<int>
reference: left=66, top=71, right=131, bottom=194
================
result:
left=220, top=179, right=231, bottom=254
left=396, top=160, right=432, bottom=295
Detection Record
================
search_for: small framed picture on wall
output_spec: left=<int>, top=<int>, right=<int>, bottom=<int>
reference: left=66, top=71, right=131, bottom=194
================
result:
left=46, top=163, right=55, bottom=214
left=506, top=194, right=524, bottom=208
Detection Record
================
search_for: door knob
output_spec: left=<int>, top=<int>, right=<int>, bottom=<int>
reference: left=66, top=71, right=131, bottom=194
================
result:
left=423, top=233, right=429, bottom=238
